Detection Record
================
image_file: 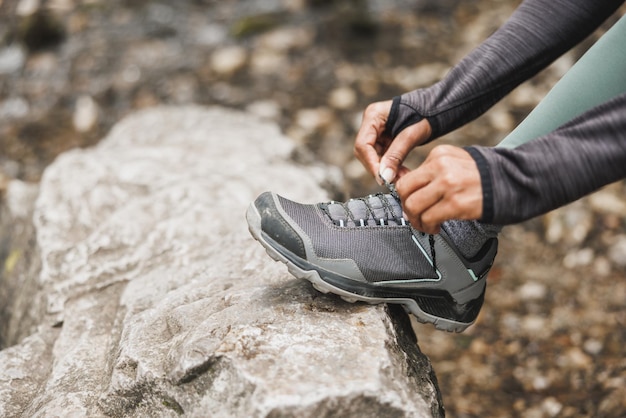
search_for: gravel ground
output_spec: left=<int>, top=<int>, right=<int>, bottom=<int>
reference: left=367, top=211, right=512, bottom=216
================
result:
left=1, top=0, right=625, bottom=417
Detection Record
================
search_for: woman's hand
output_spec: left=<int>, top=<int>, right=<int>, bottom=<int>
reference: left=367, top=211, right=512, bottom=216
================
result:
left=396, top=145, right=483, bottom=234
left=354, top=100, right=432, bottom=184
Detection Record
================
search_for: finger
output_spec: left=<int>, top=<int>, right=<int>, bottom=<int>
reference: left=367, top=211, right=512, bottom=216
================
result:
left=378, top=127, right=418, bottom=183
left=402, top=181, right=444, bottom=228
left=418, top=202, right=458, bottom=234
left=353, top=101, right=393, bottom=178
left=395, top=166, right=433, bottom=200
left=354, top=128, right=385, bottom=179
left=410, top=208, right=442, bottom=235
left=354, top=119, right=386, bottom=167
left=416, top=219, right=441, bottom=235
left=379, top=119, right=432, bottom=183
left=395, top=164, right=412, bottom=180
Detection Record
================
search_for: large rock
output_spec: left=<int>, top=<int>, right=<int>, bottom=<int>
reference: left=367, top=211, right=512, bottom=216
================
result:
left=0, top=106, right=443, bottom=417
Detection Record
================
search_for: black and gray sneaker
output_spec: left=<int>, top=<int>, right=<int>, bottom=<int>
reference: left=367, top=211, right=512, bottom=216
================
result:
left=246, top=191, right=498, bottom=332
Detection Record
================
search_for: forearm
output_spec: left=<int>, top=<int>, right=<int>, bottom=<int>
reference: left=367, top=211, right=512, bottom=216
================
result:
left=386, top=0, right=624, bottom=140
left=467, top=93, right=626, bottom=225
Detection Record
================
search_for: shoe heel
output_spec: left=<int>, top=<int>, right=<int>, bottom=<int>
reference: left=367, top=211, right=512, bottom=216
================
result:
left=413, top=289, right=485, bottom=326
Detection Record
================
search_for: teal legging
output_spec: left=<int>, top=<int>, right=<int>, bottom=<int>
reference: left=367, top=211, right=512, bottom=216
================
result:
left=498, top=12, right=626, bottom=149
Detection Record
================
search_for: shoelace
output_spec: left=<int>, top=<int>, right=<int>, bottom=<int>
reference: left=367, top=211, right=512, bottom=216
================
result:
left=382, top=177, right=437, bottom=273
left=321, top=178, right=438, bottom=274
left=320, top=193, right=407, bottom=227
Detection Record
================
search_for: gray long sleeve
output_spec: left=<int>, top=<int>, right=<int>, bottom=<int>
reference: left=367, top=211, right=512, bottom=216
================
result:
left=465, top=93, right=626, bottom=225
left=385, top=0, right=625, bottom=140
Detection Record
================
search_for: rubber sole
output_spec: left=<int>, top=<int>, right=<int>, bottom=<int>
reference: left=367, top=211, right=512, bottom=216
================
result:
left=246, top=203, right=473, bottom=333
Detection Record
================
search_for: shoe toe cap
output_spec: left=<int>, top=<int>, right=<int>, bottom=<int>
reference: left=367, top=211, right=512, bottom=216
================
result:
left=254, top=192, right=307, bottom=259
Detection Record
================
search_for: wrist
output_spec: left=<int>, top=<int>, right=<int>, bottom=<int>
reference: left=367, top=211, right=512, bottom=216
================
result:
left=464, top=146, right=493, bottom=223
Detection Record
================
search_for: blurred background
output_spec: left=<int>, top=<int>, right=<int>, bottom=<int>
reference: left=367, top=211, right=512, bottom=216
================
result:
left=0, top=0, right=624, bottom=416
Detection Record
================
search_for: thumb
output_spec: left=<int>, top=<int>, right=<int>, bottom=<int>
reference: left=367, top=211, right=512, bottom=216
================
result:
left=379, top=120, right=430, bottom=183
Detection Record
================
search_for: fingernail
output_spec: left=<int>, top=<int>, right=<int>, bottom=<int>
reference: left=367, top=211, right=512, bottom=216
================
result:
left=379, top=164, right=395, bottom=183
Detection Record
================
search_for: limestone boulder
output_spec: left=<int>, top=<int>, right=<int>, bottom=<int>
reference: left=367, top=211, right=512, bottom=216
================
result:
left=0, top=106, right=443, bottom=417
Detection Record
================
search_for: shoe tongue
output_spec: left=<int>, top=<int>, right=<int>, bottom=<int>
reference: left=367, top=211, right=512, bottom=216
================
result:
left=323, top=194, right=403, bottom=224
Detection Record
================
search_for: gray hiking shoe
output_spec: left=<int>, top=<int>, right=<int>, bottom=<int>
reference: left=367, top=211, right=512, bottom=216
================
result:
left=246, top=191, right=498, bottom=332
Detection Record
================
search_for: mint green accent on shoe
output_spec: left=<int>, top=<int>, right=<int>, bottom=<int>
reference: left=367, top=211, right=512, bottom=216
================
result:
left=411, top=235, right=442, bottom=281
left=468, top=269, right=479, bottom=282
left=498, top=14, right=626, bottom=149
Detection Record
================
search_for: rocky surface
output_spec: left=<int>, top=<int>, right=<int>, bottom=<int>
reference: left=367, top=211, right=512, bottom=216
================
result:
left=0, top=106, right=443, bottom=417
left=1, top=0, right=625, bottom=417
